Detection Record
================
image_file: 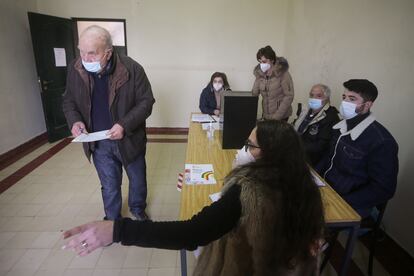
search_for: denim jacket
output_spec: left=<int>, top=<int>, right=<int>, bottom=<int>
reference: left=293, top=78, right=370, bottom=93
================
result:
left=316, top=114, right=399, bottom=218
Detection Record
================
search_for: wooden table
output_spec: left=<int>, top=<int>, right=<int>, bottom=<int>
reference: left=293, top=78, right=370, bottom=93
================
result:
left=179, top=118, right=361, bottom=276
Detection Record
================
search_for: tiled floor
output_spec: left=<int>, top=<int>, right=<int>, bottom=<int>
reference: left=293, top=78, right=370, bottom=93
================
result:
left=0, top=138, right=392, bottom=276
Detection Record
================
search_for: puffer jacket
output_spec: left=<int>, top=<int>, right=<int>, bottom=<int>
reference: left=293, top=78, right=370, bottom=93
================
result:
left=252, top=57, right=294, bottom=120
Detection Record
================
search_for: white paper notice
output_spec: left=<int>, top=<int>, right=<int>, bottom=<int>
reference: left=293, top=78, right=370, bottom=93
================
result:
left=53, top=48, right=66, bottom=67
left=311, top=170, right=326, bottom=187
left=72, top=130, right=110, bottom=143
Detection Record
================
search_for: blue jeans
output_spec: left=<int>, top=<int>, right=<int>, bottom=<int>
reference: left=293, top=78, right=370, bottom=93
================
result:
left=92, top=140, right=147, bottom=220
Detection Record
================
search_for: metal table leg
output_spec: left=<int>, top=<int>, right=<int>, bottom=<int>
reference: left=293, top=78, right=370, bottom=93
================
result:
left=180, top=249, right=187, bottom=276
left=339, top=224, right=360, bottom=276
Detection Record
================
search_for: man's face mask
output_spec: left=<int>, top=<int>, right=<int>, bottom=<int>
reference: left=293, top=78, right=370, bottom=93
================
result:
left=81, top=50, right=110, bottom=73
left=308, top=98, right=323, bottom=110
left=340, top=101, right=366, bottom=120
left=82, top=60, right=102, bottom=73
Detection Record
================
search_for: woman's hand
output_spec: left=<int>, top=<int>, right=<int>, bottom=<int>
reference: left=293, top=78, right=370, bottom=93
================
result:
left=62, top=220, right=114, bottom=256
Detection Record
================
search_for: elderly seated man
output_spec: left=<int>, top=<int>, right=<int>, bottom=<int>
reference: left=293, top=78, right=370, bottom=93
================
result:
left=294, top=84, right=340, bottom=165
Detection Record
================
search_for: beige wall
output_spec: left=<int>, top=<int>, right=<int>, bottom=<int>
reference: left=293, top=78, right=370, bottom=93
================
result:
left=283, top=0, right=414, bottom=255
left=36, top=0, right=289, bottom=127
left=0, top=0, right=46, bottom=154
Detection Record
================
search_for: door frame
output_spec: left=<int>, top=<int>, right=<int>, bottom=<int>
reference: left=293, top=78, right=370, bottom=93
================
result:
left=71, top=17, right=128, bottom=56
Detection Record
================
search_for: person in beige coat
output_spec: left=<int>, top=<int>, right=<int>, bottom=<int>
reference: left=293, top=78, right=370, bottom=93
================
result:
left=253, top=46, right=294, bottom=121
left=63, top=120, right=324, bottom=276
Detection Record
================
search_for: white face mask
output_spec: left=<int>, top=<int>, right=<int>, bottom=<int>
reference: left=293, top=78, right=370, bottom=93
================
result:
left=213, top=83, right=223, bottom=91
left=260, top=63, right=271, bottom=73
left=82, top=60, right=102, bottom=73
left=339, top=101, right=358, bottom=120
left=233, top=148, right=256, bottom=168
left=308, top=98, right=323, bottom=110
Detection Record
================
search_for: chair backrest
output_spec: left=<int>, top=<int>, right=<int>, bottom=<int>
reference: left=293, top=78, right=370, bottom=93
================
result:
left=292, top=103, right=302, bottom=125
left=361, top=202, right=388, bottom=230
left=374, top=202, right=388, bottom=229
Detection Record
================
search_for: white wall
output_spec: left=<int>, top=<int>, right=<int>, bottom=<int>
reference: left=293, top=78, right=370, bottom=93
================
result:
left=0, top=0, right=46, bottom=154
left=36, top=0, right=289, bottom=127
left=2, top=0, right=414, bottom=256
left=283, top=0, right=414, bottom=256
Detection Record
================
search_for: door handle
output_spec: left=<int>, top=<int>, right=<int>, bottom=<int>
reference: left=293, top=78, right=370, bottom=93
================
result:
left=43, top=80, right=53, bottom=85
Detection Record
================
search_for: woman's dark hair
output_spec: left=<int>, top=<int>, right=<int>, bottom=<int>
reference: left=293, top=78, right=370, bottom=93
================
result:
left=256, top=45, right=277, bottom=64
left=209, top=72, right=230, bottom=90
left=240, top=120, right=324, bottom=268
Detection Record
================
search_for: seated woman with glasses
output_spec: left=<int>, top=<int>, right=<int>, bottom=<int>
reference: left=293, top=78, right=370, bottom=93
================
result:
left=63, top=120, right=324, bottom=276
left=199, top=72, right=231, bottom=116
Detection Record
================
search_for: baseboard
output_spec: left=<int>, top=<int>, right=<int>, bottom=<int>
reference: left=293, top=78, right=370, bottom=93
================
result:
left=359, top=230, right=414, bottom=275
left=0, top=132, right=48, bottom=171
left=0, top=128, right=188, bottom=171
left=146, top=127, right=189, bottom=135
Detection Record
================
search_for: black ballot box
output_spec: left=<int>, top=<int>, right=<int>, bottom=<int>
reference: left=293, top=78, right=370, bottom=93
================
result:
left=219, top=91, right=259, bottom=149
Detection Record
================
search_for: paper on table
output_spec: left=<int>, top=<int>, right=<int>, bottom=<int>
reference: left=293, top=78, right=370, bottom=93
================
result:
left=72, top=130, right=110, bottom=143
left=209, top=192, right=222, bottom=202
left=311, top=170, right=326, bottom=187
left=184, top=164, right=216, bottom=185
left=201, top=122, right=220, bottom=130
left=191, top=114, right=215, bottom=122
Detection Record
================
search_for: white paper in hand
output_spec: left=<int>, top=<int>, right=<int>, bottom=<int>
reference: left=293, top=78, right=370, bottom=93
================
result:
left=311, top=170, right=326, bottom=187
left=72, top=130, right=110, bottom=143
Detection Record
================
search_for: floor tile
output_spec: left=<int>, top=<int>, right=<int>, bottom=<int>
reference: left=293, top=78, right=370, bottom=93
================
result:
left=3, top=232, right=41, bottom=249
left=0, top=249, right=26, bottom=271
left=96, top=244, right=128, bottom=269
left=123, top=247, right=152, bottom=268
left=147, top=268, right=176, bottom=276
left=11, top=248, right=50, bottom=270
left=68, top=249, right=102, bottom=269
left=119, top=268, right=148, bottom=276
left=149, top=249, right=178, bottom=268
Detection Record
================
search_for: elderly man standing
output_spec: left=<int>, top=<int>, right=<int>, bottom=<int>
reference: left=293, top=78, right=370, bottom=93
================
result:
left=63, top=25, right=155, bottom=221
left=293, top=84, right=340, bottom=165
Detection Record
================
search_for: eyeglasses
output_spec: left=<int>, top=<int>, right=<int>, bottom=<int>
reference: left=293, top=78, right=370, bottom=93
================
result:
left=244, top=140, right=260, bottom=152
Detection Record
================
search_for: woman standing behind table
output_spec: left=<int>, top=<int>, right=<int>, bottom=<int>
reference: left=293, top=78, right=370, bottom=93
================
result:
left=252, top=45, right=294, bottom=121
left=199, top=72, right=231, bottom=115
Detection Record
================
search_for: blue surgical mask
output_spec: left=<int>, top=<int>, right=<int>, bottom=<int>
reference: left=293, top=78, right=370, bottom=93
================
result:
left=82, top=60, right=102, bottom=73
left=308, top=98, right=323, bottom=110
left=339, top=101, right=358, bottom=119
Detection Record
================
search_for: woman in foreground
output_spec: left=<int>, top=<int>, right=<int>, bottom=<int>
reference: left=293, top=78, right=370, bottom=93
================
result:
left=63, top=120, right=324, bottom=276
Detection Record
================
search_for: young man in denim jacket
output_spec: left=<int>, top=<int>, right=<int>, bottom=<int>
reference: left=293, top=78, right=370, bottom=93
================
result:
left=316, top=79, right=398, bottom=218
